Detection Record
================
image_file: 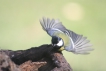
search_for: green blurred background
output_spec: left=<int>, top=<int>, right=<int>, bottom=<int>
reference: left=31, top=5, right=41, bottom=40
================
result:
left=0, top=0, right=106, bottom=71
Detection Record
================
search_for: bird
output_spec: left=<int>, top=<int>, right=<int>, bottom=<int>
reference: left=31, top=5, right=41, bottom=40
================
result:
left=39, top=17, right=93, bottom=54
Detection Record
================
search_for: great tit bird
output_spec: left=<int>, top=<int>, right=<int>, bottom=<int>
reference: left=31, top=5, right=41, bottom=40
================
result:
left=40, top=17, right=93, bottom=54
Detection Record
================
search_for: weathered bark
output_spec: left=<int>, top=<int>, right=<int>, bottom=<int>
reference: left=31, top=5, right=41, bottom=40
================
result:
left=0, top=44, right=72, bottom=71
left=20, top=61, right=47, bottom=71
left=0, top=51, right=20, bottom=71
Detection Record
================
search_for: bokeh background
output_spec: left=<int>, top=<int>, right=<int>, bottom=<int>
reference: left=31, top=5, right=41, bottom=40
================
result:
left=0, top=0, right=106, bottom=71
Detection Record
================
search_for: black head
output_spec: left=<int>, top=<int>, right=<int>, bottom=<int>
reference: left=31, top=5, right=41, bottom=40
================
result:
left=51, top=36, right=64, bottom=47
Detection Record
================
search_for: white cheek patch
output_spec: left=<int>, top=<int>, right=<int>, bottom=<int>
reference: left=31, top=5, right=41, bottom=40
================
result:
left=57, top=39, right=64, bottom=47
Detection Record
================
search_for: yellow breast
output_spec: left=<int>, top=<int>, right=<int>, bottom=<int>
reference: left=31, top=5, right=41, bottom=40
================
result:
left=53, top=31, right=71, bottom=51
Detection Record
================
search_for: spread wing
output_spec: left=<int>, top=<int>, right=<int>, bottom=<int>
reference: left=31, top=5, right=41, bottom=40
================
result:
left=39, top=17, right=66, bottom=36
left=65, top=30, right=93, bottom=54
left=39, top=17, right=93, bottom=54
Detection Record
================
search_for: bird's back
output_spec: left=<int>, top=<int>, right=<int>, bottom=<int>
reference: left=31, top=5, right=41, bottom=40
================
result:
left=52, top=30, right=71, bottom=47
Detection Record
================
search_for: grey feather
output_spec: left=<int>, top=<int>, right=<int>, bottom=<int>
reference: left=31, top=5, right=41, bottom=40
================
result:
left=65, top=30, right=93, bottom=54
left=74, top=51, right=90, bottom=54
left=40, top=17, right=66, bottom=36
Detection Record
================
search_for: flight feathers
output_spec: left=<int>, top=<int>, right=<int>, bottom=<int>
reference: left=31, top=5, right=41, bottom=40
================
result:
left=39, top=17, right=93, bottom=54
left=40, top=17, right=66, bottom=32
left=65, top=30, right=93, bottom=54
